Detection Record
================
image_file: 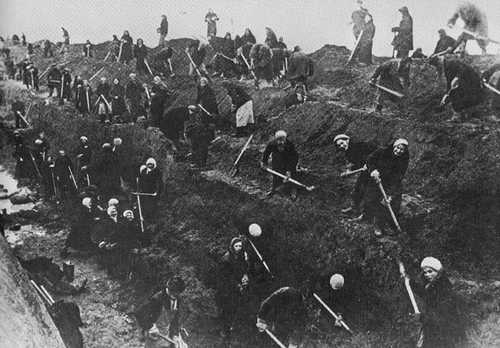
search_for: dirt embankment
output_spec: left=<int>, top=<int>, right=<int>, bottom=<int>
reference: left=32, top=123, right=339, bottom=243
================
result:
left=2, top=39, right=500, bottom=347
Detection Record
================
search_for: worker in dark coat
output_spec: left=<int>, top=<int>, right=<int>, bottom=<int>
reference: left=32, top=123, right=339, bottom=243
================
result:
left=284, top=85, right=308, bottom=108
left=256, top=287, right=307, bottom=348
left=277, top=37, right=287, bottom=50
left=61, top=27, right=70, bottom=45
left=286, top=46, right=314, bottom=91
left=448, top=2, right=488, bottom=55
left=391, top=6, right=413, bottom=58
left=76, top=80, right=92, bottom=115
left=65, top=197, right=101, bottom=253
left=134, top=39, right=149, bottom=75
left=137, top=157, right=163, bottom=220
left=24, top=63, right=39, bottom=90
left=216, top=237, right=250, bottom=339
left=120, top=30, right=134, bottom=63
left=125, top=73, right=145, bottom=121
left=222, top=81, right=254, bottom=136
left=82, top=40, right=93, bottom=57
left=250, top=43, right=273, bottom=86
left=96, top=77, right=111, bottom=122
left=110, top=78, right=127, bottom=120
left=95, top=143, right=121, bottom=199
left=406, top=257, right=466, bottom=348
left=196, top=77, right=218, bottom=121
left=12, top=97, right=26, bottom=128
left=205, top=9, right=219, bottom=39
left=357, top=14, right=376, bottom=65
left=271, top=47, right=288, bottom=80
left=159, top=106, right=189, bottom=148
left=184, top=105, right=212, bottom=168
left=158, top=14, right=168, bottom=47
left=365, top=138, right=409, bottom=236
left=429, top=56, right=484, bottom=121
left=12, top=132, right=32, bottom=179
left=241, top=28, right=256, bottom=45
left=334, top=134, right=377, bottom=216
left=261, top=130, right=299, bottom=198
left=153, top=46, right=175, bottom=77
left=351, top=1, right=369, bottom=39
left=149, top=76, right=170, bottom=127
left=264, top=27, right=279, bottom=49
left=236, top=42, right=253, bottom=80
left=61, top=68, right=72, bottom=100
left=369, top=57, right=411, bottom=112
left=55, top=150, right=76, bottom=198
left=482, top=64, right=500, bottom=112
left=75, top=136, right=92, bottom=170
left=213, top=32, right=237, bottom=77
left=133, top=276, right=186, bottom=345
left=432, top=29, right=456, bottom=56
left=43, top=40, right=53, bottom=57
left=47, top=65, right=62, bottom=97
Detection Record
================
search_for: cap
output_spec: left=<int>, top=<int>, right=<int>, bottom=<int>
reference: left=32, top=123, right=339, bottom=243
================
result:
left=248, top=223, right=262, bottom=237
left=330, top=274, right=345, bottom=290
left=275, top=130, right=287, bottom=139
left=334, top=134, right=350, bottom=144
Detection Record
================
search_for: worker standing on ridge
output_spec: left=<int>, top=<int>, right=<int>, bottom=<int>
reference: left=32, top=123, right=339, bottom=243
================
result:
left=137, top=157, right=163, bottom=220
left=134, top=38, right=149, bottom=75
left=261, top=130, right=299, bottom=200
left=83, top=40, right=93, bottom=57
left=157, top=14, right=168, bottom=47
left=391, top=6, right=413, bottom=58
left=205, top=8, right=219, bottom=40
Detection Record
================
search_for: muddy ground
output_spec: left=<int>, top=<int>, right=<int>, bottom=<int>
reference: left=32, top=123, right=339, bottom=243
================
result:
left=1, top=38, right=500, bottom=348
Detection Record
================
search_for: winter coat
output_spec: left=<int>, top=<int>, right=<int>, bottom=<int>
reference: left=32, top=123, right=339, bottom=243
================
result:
left=241, top=32, right=256, bottom=45
left=110, top=84, right=126, bottom=115
left=138, top=166, right=162, bottom=195
left=54, top=155, right=73, bottom=182
left=434, top=36, right=456, bottom=54
left=134, top=289, right=181, bottom=334
left=344, top=141, right=378, bottom=169
left=96, top=82, right=111, bottom=100
left=392, top=14, right=413, bottom=51
left=217, top=239, right=250, bottom=297
left=262, top=139, right=299, bottom=174
left=159, top=17, right=168, bottom=36
left=224, top=83, right=251, bottom=109
left=47, top=68, right=62, bottom=88
left=196, top=85, right=218, bottom=115
left=366, top=143, right=409, bottom=193
left=287, top=52, right=314, bottom=82
left=125, top=80, right=143, bottom=101
left=160, top=107, right=189, bottom=142
left=411, top=273, right=465, bottom=348
left=76, top=143, right=92, bottom=167
left=444, top=58, right=484, bottom=111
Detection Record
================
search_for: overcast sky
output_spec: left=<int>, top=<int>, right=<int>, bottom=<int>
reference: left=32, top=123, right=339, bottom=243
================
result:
left=1, top=0, right=499, bottom=56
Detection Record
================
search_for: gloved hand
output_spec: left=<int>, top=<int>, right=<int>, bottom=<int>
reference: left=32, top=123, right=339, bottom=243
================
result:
left=334, top=314, right=343, bottom=327
left=370, top=169, right=380, bottom=181
left=256, top=318, right=268, bottom=332
left=369, top=78, right=376, bottom=87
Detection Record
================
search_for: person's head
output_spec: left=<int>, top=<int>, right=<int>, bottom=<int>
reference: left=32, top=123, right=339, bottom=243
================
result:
left=113, top=35, right=118, bottom=40
left=230, top=237, right=243, bottom=254
left=86, top=39, right=90, bottom=44
left=421, top=257, right=442, bottom=283
left=123, top=210, right=134, bottom=221
left=161, top=14, right=167, bottom=19
left=83, top=79, right=89, bottom=86
left=129, top=73, right=136, bottom=81
left=107, top=205, right=118, bottom=218
left=137, top=38, right=143, bottom=45
left=58, top=149, right=65, bottom=157
left=39, top=131, right=45, bottom=139
left=80, top=135, right=88, bottom=144
left=334, top=134, right=350, bottom=151
left=330, top=273, right=345, bottom=290
left=275, top=130, right=287, bottom=147
left=224, top=32, right=232, bottom=40
left=438, top=29, right=446, bottom=39
left=123, top=30, right=129, bottom=36
left=199, top=77, right=208, bottom=87
left=293, top=45, right=301, bottom=53
left=113, top=78, right=119, bottom=85
left=82, top=197, right=92, bottom=209
left=113, top=137, right=122, bottom=147
left=392, top=138, right=408, bottom=157
left=188, top=105, right=198, bottom=114
left=398, top=6, right=409, bottom=15
left=108, top=197, right=119, bottom=208
left=279, top=36, right=284, bottom=43
left=153, top=76, right=162, bottom=85
left=34, top=139, right=43, bottom=145
left=146, top=157, right=157, bottom=170
left=248, top=223, right=262, bottom=237
left=100, top=77, right=106, bottom=84
left=166, top=276, right=186, bottom=298
left=102, top=142, right=112, bottom=151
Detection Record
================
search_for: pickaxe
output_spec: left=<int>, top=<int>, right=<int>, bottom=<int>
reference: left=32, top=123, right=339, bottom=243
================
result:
left=462, top=28, right=500, bottom=45
left=117, top=41, right=124, bottom=62
left=239, top=52, right=258, bottom=81
left=16, top=111, right=31, bottom=127
left=247, top=238, right=273, bottom=278
left=185, top=51, right=201, bottom=77
left=68, top=166, right=79, bottom=191
left=29, top=152, right=42, bottom=179
left=229, top=134, right=253, bottom=176
left=89, top=67, right=105, bottom=82
left=483, top=80, right=500, bottom=96
left=375, top=177, right=402, bottom=233
left=263, top=167, right=316, bottom=191
left=264, top=329, right=286, bottom=348
left=346, top=30, right=364, bottom=65
left=135, top=178, right=145, bottom=233
left=313, top=293, right=353, bottom=334
left=197, top=104, right=213, bottom=117
left=398, top=261, right=421, bottom=314
left=144, top=59, right=154, bottom=76
left=130, top=191, right=157, bottom=197
left=340, top=164, right=367, bottom=178
left=373, top=83, right=404, bottom=98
